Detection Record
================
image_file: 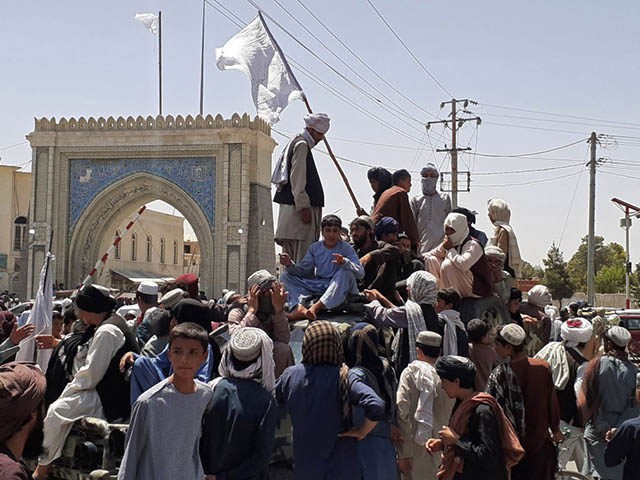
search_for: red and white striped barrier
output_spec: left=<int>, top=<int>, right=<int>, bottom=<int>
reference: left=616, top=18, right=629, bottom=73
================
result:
left=81, top=205, right=147, bottom=287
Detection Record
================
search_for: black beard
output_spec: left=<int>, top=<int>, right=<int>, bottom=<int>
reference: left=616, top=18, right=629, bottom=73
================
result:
left=352, top=236, right=366, bottom=249
left=21, top=418, right=45, bottom=460
left=257, top=296, right=274, bottom=315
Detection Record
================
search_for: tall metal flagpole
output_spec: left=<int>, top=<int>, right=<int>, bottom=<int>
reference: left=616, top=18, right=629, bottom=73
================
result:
left=199, top=0, right=206, bottom=115
left=158, top=10, right=163, bottom=115
left=258, top=12, right=362, bottom=214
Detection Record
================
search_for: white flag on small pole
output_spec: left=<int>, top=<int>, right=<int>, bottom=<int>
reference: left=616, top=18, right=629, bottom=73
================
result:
left=215, top=13, right=303, bottom=124
left=16, top=253, right=54, bottom=372
left=135, top=13, right=159, bottom=35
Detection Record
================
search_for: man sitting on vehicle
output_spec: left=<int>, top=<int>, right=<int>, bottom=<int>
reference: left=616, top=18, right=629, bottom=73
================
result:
left=424, top=213, right=493, bottom=299
left=350, top=215, right=401, bottom=303
left=280, top=214, right=364, bottom=321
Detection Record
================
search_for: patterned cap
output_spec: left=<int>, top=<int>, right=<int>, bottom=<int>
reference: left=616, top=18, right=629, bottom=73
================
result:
left=605, top=325, right=631, bottom=348
left=230, top=328, right=263, bottom=362
left=500, top=323, right=526, bottom=346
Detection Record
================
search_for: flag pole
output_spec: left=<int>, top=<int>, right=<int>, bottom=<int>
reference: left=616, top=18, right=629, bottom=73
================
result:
left=258, top=12, right=362, bottom=214
left=199, top=0, right=206, bottom=115
left=158, top=10, right=163, bottom=115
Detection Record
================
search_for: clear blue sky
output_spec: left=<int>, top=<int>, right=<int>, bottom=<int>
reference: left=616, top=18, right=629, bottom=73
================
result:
left=2, top=0, right=640, bottom=267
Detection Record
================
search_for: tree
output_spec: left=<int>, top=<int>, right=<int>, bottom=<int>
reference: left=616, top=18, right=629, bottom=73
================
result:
left=543, top=243, right=574, bottom=305
left=520, top=260, right=544, bottom=280
left=567, top=235, right=627, bottom=293
left=595, top=264, right=626, bottom=293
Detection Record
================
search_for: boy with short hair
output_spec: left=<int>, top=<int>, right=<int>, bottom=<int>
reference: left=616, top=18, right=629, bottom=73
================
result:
left=280, top=214, right=364, bottom=321
left=435, top=288, right=469, bottom=357
left=466, top=318, right=497, bottom=391
left=118, top=322, right=213, bottom=480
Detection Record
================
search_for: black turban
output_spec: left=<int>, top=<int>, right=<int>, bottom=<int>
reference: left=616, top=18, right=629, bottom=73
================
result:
left=435, top=355, right=476, bottom=389
left=172, top=298, right=211, bottom=333
left=75, top=284, right=116, bottom=314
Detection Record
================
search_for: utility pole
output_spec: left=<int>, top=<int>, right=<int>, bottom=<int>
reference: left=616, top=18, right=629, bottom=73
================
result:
left=426, top=99, right=481, bottom=208
left=587, top=132, right=598, bottom=305
left=611, top=197, right=640, bottom=309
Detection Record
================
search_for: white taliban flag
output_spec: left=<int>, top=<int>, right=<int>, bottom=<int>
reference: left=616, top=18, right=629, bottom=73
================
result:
left=16, top=253, right=54, bottom=372
left=215, top=14, right=303, bottom=124
left=135, top=13, right=159, bottom=34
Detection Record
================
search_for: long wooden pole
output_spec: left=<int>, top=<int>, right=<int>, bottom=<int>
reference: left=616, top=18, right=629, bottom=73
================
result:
left=258, top=12, right=362, bottom=214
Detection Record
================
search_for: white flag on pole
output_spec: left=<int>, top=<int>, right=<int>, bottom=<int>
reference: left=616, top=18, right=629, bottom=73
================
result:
left=135, top=13, right=159, bottom=35
left=215, top=15, right=303, bottom=124
left=16, top=253, right=54, bottom=372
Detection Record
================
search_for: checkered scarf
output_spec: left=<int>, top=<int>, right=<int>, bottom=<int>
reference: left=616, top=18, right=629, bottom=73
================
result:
left=485, top=361, right=526, bottom=440
left=302, top=321, right=351, bottom=426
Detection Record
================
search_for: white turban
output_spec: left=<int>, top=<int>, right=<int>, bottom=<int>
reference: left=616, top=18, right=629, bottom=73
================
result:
left=304, top=113, right=331, bottom=134
left=444, top=213, right=469, bottom=246
left=527, top=285, right=552, bottom=309
left=488, top=198, right=511, bottom=224
left=561, top=318, right=593, bottom=348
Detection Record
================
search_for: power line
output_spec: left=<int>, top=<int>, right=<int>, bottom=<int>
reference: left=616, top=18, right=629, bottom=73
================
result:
left=364, top=0, right=453, bottom=98
left=0, top=141, right=28, bottom=151
left=480, top=112, right=640, bottom=131
left=472, top=169, right=583, bottom=188
left=472, top=137, right=587, bottom=158
left=558, top=147, right=589, bottom=248
left=268, top=0, right=429, bottom=127
left=292, top=0, right=440, bottom=121
left=481, top=103, right=640, bottom=128
left=482, top=121, right=592, bottom=136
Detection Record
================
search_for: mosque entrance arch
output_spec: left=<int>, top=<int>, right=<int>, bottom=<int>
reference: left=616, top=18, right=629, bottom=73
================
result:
left=68, top=174, right=214, bottom=293
left=25, top=113, right=276, bottom=299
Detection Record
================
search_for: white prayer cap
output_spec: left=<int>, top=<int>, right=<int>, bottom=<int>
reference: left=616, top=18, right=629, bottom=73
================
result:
left=230, top=327, right=263, bottom=361
left=561, top=318, right=593, bottom=348
left=527, top=285, right=552, bottom=309
left=60, top=298, right=73, bottom=309
left=247, top=269, right=276, bottom=291
left=604, top=325, right=632, bottom=348
left=500, top=323, right=526, bottom=346
left=159, top=288, right=186, bottom=309
left=137, top=280, right=158, bottom=296
left=416, top=330, right=442, bottom=348
left=484, top=245, right=506, bottom=261
left=304, top=113, right=331, bottom=134
left=607, top=314, right=621, bottom=326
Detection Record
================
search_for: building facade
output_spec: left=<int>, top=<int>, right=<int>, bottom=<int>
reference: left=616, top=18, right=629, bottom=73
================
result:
left=93, top=209, right=184, bottom=291
left=0, top=166, right=32, bottom=298
left=25, top=113, right=276, bottom=298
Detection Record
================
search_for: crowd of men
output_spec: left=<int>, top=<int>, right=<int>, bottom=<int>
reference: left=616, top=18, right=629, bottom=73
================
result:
left=1, top=113, right=640, bottom=480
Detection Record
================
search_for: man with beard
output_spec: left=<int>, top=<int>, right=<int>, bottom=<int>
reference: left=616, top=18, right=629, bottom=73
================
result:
left=349, top=216, right=401, bottom=303
left=227, top=270, right=294, bottom=378
left=0, top=361, right=47, bottom=479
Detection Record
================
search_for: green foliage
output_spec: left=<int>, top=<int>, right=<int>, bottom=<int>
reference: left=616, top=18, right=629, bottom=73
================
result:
left=543, top=243, right=574, bottom=302
left=595, top=264, right=626, bottom=293
left=566, top=235, right=627, bottom=293
left=520, top=260, right=544, bottom=280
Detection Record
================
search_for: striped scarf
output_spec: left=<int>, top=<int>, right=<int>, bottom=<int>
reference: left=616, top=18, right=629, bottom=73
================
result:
left=302, top=321, right=351, bottom=426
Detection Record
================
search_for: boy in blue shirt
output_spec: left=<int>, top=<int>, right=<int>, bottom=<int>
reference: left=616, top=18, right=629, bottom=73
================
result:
left=280, top=214, right=364, bottom=321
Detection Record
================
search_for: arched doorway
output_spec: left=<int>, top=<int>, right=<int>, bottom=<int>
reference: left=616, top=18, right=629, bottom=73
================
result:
left=69, top=173, right=215, bottom=294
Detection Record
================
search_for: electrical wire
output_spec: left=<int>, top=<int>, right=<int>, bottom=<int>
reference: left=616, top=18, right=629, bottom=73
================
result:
left=0, top=141, right=28, bottom=151
left=481, top=103, right=640, bottom=129
left=292, top=0, right=441, bottom=121
left=472, top=169, right=583, bottom=188
left=268, top=0, right=429, bottom=127
left=480, top=112, right=640, bottom=132
left=364, top=0, right=453, bottom=98
left=558, top=148, right=589, bottom=248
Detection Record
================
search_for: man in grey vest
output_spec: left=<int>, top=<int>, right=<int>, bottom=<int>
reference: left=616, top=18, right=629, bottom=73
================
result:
left=272, top=113, right=330, bottom=262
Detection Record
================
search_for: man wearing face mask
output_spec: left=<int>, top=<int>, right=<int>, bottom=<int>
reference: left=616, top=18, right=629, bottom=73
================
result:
left=227, top=270, right=294, bottom=378
left=410, top=163, right=451, bottom=258
left=424, top=213, right=493, bottom=299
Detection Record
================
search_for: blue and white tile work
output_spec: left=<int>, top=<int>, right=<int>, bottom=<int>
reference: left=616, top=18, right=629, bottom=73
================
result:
left=68, top=157, right=216, bottom=227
